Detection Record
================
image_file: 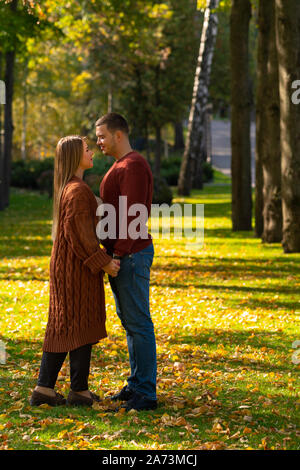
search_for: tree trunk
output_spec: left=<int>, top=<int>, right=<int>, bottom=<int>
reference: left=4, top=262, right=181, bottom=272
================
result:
left=261, top=0, right=282, bottom=243
left=2, top=48, right=15, bottom=209
left=255, top=1, right=267, bottom=238
left=0, top=53, right=4, bottom=211
left=177, top=0, right=219, bottom=196
left=21, top=83, right=28, bottom=161
left=173, top=121, right=185, bottom=151
left=230, top=0, right=252, bottom=231
left=275, top=0, right=300, bottom=252
left=255, top=153, right=263, bottom=237
left=107, top=73, right=113, bottom=113
left=154, top=65, right=162, bottom=181
left=154, top=125, right=162, bottom=180
left=1, top=0, right=17, bottom=210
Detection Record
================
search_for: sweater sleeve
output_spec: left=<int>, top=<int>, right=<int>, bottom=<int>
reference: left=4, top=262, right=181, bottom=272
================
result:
left=113, top=161, right=151, bottom=256
left=62, top=185, right=112, bottom=273
left=64, top=211, right=112, bottom=274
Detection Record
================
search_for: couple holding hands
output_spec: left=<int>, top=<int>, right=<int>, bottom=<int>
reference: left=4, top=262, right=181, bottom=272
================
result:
left=29, top=113, right=157, bottom=412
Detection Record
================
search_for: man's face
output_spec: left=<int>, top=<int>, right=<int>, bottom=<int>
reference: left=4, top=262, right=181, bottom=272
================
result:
left=96, top=124, right=116, bottom=157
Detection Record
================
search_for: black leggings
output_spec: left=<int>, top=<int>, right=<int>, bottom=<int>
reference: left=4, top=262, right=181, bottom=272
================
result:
left=37, top=343, right=92, bottom=392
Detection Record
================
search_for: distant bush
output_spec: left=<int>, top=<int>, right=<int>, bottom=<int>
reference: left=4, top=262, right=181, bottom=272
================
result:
left=83, top=154, right=114, bottom=195
left=160, top=155, right=214, bottom=186
left=11, top=155, right=113, bottom=197
left=152, top=176, right=173, bottom=205
left=202, top=161, right=214, bottom=182
left=11, top=153, right=212, bottom=203
left=11, top=158, right=54, bottom=189
left=84, top=154, right=114, bottom=179
left=37, top=169, right=54, bottom=198
left=84, top=173, right=104, bottom=196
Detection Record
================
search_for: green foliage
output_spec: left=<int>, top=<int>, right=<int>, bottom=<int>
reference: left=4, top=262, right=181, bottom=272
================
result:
left=83, top=155, right=115, bottom=195
left=84, top=154, right=114, bottom=179
left=161, top=156, right=183, bottom=186
left=10, top=158, right=54, bottom=189
left=202, top=161, right=214, bottom=182
left=161, top=155, right=214, bottom=186
left=37, top=169, right=54, bottom=198
left=10, top=155, right=113, bottom=196
left=11, top=0, right=200, bottom=156
left=0, top=0, right=57, bottom=55
left=152, top=175, right=173, bottom=205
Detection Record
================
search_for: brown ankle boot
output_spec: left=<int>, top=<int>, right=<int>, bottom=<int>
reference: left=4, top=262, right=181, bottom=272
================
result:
left=66, top=390, right=101, bottom=407
left=29, top=390, right=66, bottom=406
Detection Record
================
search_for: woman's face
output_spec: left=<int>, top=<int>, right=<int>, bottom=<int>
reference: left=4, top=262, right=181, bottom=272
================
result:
left=78, top=140, right=94, bottom=170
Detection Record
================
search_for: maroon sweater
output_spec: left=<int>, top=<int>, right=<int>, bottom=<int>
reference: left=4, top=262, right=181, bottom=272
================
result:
left=100, top=151, right=153, bottom=256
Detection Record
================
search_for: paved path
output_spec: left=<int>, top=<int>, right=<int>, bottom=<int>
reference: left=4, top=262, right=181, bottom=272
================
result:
left=210, top=119, right=256, bottom=185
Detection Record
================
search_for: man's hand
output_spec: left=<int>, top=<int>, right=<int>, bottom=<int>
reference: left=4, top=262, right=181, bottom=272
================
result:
left=102, top=259, right=120, bottom=277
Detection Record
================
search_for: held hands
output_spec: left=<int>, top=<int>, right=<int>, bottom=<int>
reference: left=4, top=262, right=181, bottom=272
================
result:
left=102, top=259, right=120, bottom=277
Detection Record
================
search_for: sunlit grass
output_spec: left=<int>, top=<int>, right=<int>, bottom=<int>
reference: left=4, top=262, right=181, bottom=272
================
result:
left=0, top=175, right=299, bottom=450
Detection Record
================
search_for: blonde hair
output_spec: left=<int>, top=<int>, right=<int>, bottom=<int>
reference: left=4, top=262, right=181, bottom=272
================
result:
left=51, top=135, right=84, bottom=241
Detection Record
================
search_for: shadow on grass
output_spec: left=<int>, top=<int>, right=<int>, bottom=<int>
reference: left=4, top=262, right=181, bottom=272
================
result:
left=153, top=254, right=300, bottom=276
left=0, top=265, right=49, bottom=282
left=1, top=332, right=298, bottom=450
left=166, top=327, right=294, bottom=361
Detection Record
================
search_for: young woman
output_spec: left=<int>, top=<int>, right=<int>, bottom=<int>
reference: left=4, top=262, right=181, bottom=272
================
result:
left=30, top=135, right=120, bottom=407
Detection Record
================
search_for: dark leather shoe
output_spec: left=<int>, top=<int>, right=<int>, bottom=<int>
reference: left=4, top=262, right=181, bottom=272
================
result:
left=29, top=390, right=66, bottom=407
left=108, top=385, right=135, bottom=402
left=66, top=390, right=101, bottom=407
left=120, top=391, right=157, bottom=412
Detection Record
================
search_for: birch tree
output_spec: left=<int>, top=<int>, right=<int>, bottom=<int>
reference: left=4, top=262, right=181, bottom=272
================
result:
left=178, top=0, right=219, bottom=196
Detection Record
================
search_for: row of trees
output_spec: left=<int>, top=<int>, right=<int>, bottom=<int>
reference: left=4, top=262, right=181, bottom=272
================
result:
left=0, top=0, right=54, bottom=209
left=255, top=0, right=300, bottom=253
left=244, top=0, right=299, bottom=253
left=0, top=0, right=205, bottom=206
left=0, top=0, right=299, bottom=253
left=178, top=0, right=300, bottom=253
left=0, top=0, right=252, bottom=203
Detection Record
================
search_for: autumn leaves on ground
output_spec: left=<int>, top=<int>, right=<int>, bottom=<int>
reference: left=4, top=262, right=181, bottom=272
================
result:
left=0, top=177, right=299, bottom=450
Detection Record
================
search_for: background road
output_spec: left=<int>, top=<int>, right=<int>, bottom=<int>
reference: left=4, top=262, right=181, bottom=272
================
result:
left=210, top=119, right=256, bottom=186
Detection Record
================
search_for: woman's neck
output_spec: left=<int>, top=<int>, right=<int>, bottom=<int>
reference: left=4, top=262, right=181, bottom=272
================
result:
left=74, top=168, right=84, bottom=179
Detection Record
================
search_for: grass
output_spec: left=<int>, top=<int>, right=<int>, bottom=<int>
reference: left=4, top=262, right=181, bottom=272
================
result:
left=0, top=172, right=299, bottom=450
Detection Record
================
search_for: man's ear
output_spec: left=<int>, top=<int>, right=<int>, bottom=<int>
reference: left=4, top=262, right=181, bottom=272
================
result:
left=115, top=130, right=122, bottom=142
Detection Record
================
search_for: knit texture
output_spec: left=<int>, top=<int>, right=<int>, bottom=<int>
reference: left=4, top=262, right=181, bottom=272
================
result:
left=43, top=176, right=112, bottom=353
left=100, top=151, right=153, bottom=257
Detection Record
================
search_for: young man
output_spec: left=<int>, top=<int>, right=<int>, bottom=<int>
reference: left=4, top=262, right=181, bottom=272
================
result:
left=95, top=113, right=157, bottom=411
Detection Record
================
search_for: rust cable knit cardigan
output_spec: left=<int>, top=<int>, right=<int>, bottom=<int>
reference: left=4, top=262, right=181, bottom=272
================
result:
left=42, top=175, right=112, bottom=353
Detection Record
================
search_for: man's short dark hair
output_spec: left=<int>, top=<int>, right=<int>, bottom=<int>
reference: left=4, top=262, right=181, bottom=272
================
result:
left=95, top=113, right=129, bottom=134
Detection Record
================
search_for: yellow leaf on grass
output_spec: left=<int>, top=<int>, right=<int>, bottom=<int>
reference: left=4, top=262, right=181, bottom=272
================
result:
left=243, top=427, right=252, bottom=434
left=175, top=417, right=187, bottom=426
left=39, top=403, right=51, bottom=409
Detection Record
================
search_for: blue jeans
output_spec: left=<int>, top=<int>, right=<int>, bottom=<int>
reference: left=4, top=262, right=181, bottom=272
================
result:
left=109, top=243, right=156, bottom=400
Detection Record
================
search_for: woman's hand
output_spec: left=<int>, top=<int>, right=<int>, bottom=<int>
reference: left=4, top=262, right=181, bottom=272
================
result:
left=102, top=259, right=120, bottom=277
